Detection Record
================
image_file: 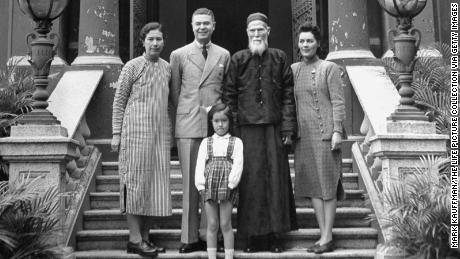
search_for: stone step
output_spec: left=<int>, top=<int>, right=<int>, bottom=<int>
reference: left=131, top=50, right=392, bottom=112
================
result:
left=76, top=228, right=378, bottom=251
left=100, top=159, right=354, bottom=176
left=89, top=190, right=365, bottom=210
left=83, top=207, right=372, bottom=230
left=75, top=248, right=376, bottom=258
left=95, top=172, right=360, bottom=192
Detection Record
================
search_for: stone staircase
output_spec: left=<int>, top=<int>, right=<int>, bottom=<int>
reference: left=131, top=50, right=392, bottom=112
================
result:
left=74, top=157, right=378, bottom=258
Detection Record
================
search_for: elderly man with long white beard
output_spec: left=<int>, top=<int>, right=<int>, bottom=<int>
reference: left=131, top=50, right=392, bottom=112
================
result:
left=222, top=12, right=298, bottom=253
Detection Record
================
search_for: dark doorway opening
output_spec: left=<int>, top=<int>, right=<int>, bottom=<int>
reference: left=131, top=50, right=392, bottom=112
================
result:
left=186, top=0, right=268, bottom=55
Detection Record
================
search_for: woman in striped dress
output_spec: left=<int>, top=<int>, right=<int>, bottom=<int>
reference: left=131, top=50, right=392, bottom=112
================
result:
left=111, top=22, right=172, bottom=257
left=292, top=23, right=346, bottom=254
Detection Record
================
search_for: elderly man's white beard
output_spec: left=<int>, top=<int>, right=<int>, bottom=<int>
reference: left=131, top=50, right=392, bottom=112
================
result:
left=249, top=39, right=268, bottom=56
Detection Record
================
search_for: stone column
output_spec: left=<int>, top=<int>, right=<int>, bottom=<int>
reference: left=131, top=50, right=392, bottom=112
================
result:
left=326, top=0, right=380, bottom=136
left=370, top=120, right=448, bottom=259
left=71, top=0, right=123, bottom=140
left=326, top=0, right=376, bottom=63
left=72, top=0, right=122, bottom=65
left=290, top=0, right=316, bottom=62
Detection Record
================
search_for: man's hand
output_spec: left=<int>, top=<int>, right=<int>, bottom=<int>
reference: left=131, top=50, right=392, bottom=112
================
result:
left=282, top=134, right=292, bottom=145
left=111, top=134, right=121, bottom=152
left=331, top=132, right=342, bottom=151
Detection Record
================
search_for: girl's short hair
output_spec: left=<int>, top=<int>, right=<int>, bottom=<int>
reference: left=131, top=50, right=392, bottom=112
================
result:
left=207, top=103, right=234, bottom=136
left=139, top=22, right=166, bottom=42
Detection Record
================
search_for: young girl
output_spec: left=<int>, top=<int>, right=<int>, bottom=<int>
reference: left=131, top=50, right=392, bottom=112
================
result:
left=195, top=103, right=244, bottom=259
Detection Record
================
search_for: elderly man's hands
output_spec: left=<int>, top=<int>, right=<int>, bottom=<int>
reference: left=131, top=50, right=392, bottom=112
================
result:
left=282, top=134, right=293, bottom=145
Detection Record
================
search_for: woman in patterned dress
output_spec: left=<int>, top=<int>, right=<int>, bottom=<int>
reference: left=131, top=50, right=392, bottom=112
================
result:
left=111, top=22, right=172, bottom=257
left=292, top=23, right=346, bottom=254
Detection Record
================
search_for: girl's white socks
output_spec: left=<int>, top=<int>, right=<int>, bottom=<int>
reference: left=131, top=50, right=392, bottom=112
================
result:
left=224, top=248, right=234, bottom=259
left=207, top=248, right=217, bottom=259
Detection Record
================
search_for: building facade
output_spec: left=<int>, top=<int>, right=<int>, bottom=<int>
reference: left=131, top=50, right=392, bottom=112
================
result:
left=0, top=0, right=452, bottom=140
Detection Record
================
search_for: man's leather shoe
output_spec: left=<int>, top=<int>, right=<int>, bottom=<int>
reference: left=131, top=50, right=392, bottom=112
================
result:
left=127, top=240, right=158, bottom=257
left=179, top=240, right=206, bottom=253
left=144, top=239, right=166, bottom=253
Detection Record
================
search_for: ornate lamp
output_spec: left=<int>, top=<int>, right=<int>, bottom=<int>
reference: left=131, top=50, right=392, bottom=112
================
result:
left=17, top=0, right=69, bottom=125
left=377, top=0, right=428, bottom=121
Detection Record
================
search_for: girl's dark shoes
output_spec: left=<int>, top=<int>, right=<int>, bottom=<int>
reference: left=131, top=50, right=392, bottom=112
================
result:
left=127, top=240, right=158, bottom=257
left=144, top=239, right=166, bottom=253
left=312, top=240, right=335, bottom=254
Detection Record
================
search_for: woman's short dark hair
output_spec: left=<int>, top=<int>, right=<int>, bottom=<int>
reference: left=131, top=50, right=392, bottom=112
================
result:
left=207, top=103, right=234, bottom=136
left=298, top=22, right=322, bottom=56
left=298, top=22, right=321, bottom=42
left=139, top=22, right=166, bottom=42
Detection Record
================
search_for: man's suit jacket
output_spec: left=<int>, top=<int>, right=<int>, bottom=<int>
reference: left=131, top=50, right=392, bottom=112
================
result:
left=170, top=42, right=230, bottom=138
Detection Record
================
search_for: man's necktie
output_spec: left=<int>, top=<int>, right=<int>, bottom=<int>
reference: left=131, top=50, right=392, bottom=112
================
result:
left=202, top=46, right=208, bottom=60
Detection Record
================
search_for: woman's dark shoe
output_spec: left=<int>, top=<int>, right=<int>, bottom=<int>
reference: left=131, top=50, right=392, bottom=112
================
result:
left=179, top=239, right=207, bottom=253
left=144, top=239, right=166, bottom=253
left=306, top=243, right=319, bottom=252
left=127, top=240, right=158, bottom=257
left=313, top=240, right=335, bottom=254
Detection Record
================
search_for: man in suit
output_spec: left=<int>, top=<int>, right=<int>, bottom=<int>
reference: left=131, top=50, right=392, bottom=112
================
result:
left=170, top=7, right=230, bottom=254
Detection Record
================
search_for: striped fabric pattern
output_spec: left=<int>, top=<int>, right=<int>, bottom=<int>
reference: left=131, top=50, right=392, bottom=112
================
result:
left=203, top=137, right=238, bottom=204
left=113, top=55, right=172, bottom=216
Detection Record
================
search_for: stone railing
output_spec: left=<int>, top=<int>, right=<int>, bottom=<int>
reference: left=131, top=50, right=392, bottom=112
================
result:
left=346, top=65, right=399, bottom=223
left=346, top=65, right=448, bottom=258
left=46, top=70, right=104, bottom=246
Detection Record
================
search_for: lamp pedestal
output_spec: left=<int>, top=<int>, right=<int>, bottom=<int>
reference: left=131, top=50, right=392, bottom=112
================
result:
left=387, top=17, right=428, bottom=121
left=20, top=28, right=60, bottom=125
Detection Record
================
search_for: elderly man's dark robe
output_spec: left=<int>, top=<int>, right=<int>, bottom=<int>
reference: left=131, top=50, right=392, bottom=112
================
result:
left=223, top=48, right=298, bottom=238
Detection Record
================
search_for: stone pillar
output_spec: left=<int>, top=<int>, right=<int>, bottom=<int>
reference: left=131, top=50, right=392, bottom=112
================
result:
left=326, top=0, right=380, bottom=135
left=0, top=124, right=79, bottom=246
left=71, top=0, right=123, bottom=140
left=291, top=0, right=316, bottom=62
left=72, top=0, right=122, bottom=65
left=370, top=120, right=448, bottom=259
left=326, top=0, right=376, bottom=63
